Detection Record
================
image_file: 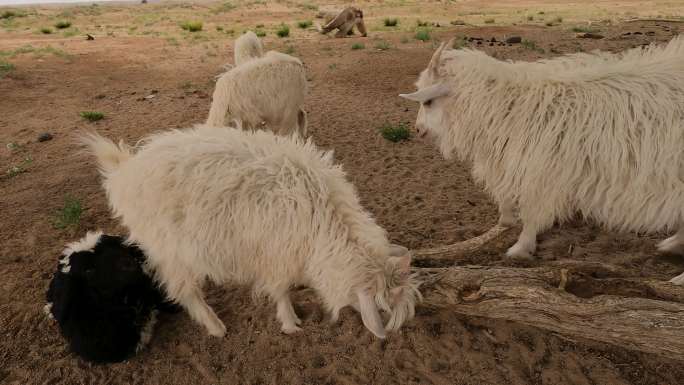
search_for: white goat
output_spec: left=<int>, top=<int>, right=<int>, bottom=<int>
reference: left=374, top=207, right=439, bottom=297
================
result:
left=234, top=31, right=264, bottom=66
left=400, top=37, right=684, bottom=283
left=207, top=49, right=308, bottom=137
left=82, top=125, right=420, bottom=338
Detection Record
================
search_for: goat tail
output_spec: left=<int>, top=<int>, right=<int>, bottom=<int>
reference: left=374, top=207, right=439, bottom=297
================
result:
left=80, top=131, right=132, bottom=174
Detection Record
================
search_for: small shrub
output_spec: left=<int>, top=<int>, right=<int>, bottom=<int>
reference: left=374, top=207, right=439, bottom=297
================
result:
left=545, top=21, right=554, bottom=27
left=571, top=26, right=596, bottom=33
left=450, top=20, right=466, bottom=25
left=538, top=11, right=545, bottom=15
left=0, top=61, right=15, bottom=78
left=54, top=20, right=72, bottom=29
left=181, top=21, right=203, bottom=32
left=53, top=195, right=82, bottom=230
left=6, top=156, right=32, bottom=178
left=416, top=19, right=429, bottom=27
left=484, top=18, right=495, bottom=24
left=521, top=39, right=545, bottom=53
left=297, top=20, right=312, bottom=29
left=40, top=27, right=53, bottom=34
left=351, top=42, right=364, bottom=50
left=526, top=15, right=534, bottom=21
left=80, top=111, right=104, bottom=121
left=554, top=16, right=563, bottom=23
left=255, top=29, right=266, bottom=37
left=276, top=24, right=289, bottom=37
left=216, top=26, right=224, bottom=31
left=256, top=23, right=264, bottom=28
left=384, top=18, right=398, bottom=27
left=415, top=30, right=430, bottom=41
left=380, top=123, right=410, bottom=142
left=0, top=10, right=23, bottom=19
left=375, top=40, right=391, bottom=50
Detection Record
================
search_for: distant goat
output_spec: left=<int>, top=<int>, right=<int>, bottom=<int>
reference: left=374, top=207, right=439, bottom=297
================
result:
left=316, top=7, right=367, bottom=38
left=45, top=231, right=178, bottom=363
left=83, top=126, right=420, bottom=338
left=400, top=37, right=684, bottom=283
left=207, top=47, right=308, bottom=137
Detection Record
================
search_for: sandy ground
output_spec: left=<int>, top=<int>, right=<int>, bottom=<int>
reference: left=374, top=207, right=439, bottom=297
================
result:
left=1, top=1, right=684, bottom=384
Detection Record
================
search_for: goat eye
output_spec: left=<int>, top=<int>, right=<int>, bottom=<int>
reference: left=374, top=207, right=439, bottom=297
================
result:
left=423, top=99, right=433, bottom=107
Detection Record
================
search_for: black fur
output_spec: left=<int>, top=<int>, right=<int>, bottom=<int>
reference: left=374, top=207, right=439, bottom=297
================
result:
left=46, top=234, right=179, bottom=364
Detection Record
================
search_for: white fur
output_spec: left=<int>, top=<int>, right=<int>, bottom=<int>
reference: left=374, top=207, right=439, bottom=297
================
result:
left=62, top=230, right=103, bottom=257
left=207, top=50, right=308, bottom=137
left=83, top=126, right=419, bottom=338
left=402, top=37, right=684, bottom=272
left=234, top=31, right=264, bottom=66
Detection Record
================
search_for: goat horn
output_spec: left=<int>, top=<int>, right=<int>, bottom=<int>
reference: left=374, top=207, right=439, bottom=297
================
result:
left=412, top=225, right=510, bottom=260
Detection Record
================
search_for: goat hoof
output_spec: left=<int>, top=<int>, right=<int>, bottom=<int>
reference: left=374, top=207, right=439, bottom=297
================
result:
left=505, top=242, right=534, bottom=260
left=208, top=322, right=227, bottom=338
left=281, top=325, right=303, bottom=334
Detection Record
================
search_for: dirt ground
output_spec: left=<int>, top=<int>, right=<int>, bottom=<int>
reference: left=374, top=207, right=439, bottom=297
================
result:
left=1, top=1, right=684, bottom=384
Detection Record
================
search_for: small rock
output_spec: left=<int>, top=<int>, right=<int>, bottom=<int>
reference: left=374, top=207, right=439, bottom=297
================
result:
left=144, top=94, right=156, bottom=100
left=476, top=41, right=482, bottom=45
left=576, top=32, right=604, bottom=39
left=622, top=32, right=632, bottom=36
left=490, top=37, right=497, bottom=42
left=646, top=31, right=655, bottom=36
left=505, top=36, right=522, bottom=44
left=86, top=34, right=94, bottom=41
left=38, top=133, right=53, bottom=142
left=95, top=94, right=106, bottom=99
left=633, top=31, right=643, bottom=35
left=489, top=42, right=494, bottom=46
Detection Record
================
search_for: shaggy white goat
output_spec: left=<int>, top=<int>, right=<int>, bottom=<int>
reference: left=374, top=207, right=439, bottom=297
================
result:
left=400, top=37, right=684, bottom=282
left=234, top=31, right=264, bottom=66
left=207, top=50, right=308, bottom=137
left=82, top=126, right=420, bottom=338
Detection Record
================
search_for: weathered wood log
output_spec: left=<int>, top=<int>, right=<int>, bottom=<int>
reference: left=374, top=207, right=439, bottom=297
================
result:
left=416, top=265, right=684, bottom=360
left=412, top=225, right=511, bottom=261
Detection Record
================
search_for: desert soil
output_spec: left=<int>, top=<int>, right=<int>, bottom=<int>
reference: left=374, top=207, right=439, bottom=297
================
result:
left=1, top=1, right=684, bottom=384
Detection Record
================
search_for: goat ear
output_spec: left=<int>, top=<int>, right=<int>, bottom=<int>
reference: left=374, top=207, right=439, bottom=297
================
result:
left=399, top=82, right=450, bottom=103
left=356, top=289, right=386, bottom=339
left=387, top=255, right=411, bottom=274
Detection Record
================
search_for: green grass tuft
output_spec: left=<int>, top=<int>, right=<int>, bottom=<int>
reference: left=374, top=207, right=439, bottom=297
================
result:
left=276, top=24, right=290, bottom=37
left=384, top=18, right=398, bottom=27
left=254, top=29, right=266, bottom=37
left=54, top=20, right=72, bottom=29
left=181, top=21, right=203, bottom=32
left=415, top=29, right=430, bottom=41
left=40, top=27, right=53, bottom=34
left=351, top=42, right=365, bottom=50
left=80, top=111, right=104, bottom=121
left=380, top=123, right=410, bottom=142
left=484, top=18, right=495, bottom=24
left=297, top=20, right=312, bottom=29
left=53, top=195, right=82, bottom=229
left=0, top=61, right=15, bottom=78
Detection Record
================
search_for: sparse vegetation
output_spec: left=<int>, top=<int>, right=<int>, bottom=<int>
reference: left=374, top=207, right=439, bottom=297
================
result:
left=276, top=24, right=290, bottom=37
left=1, top=10, right=26, bottom=19
left=284, top=45, right=296, bottom=54
left=297, top=20, right=312, bottom=29
left=416, top=19, right=429, bottom=27
left=255, top=29, right=266, bottom=37
left=40, top=27, right=53, bottom=34
left=181, top=21, right=203, bottom=32
left=380, top=123, right=410, bottom=142
left=6, top=156, right=32, bottom=178
left=53, top=195, right=83, bottom=230
left=351, top=42, right=365, bottom=50
left=216, top=26, right=224, bottom=31
left=211, top=2, right=235, bottom=14
left=54, top=20, right=72, bottom=29
left=521, top=39, right=545, bottom=53
left=554, top=16, right=563, bottom=23
left=80, top=111, right=104, bottom=121
left=415, top=29, right=430, bottom=41
left=375, top=40, right=391, bottom=50
left=484, top=18, right=495, bottom=24
left=527, top=15, right=534, bottom=21
left=450, top=20, right=466, bottom=25
left=328, top=63, right=337, bottom=70
left=572, top=26, right=598, bottom=33
left=384, top=18, right=398, bottom=27
left=0, top=61, right=14, bottom=78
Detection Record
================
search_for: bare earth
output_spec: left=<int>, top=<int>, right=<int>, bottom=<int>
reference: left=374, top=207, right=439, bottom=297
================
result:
left=1, top=1, right=684, bottom=384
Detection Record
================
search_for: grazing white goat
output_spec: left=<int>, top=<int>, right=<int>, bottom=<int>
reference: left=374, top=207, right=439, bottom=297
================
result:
left=400, top=37, right=684, bottom=283
left=207, top=48, right=308, bottom=137
left=82, top=126, right=420, bottom=338
left=234, top=31, right=264, bottom=66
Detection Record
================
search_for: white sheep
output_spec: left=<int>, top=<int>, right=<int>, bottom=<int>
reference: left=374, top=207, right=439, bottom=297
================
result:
left=234, top=31, right=264, bottom=66
left=82, top=125, right=420, bottom=338
left=207, top=48, right=308, bottom=137
left=400, top=37, right=684, bottom=283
